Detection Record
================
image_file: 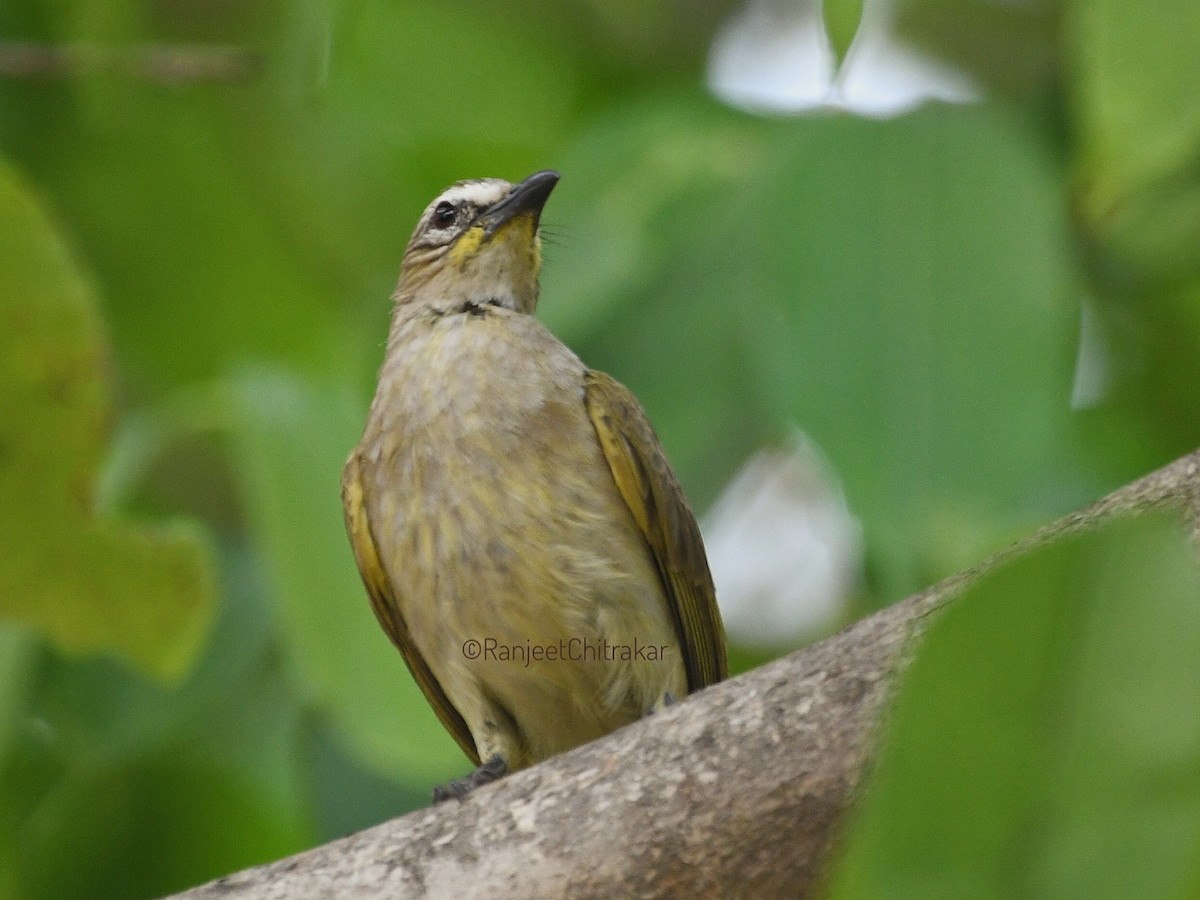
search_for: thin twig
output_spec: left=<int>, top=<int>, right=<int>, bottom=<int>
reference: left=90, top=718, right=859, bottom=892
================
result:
left=0, top=41, right=262, bottom=85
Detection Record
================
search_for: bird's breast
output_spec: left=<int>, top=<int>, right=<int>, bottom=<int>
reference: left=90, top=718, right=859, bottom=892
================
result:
left=375, top=310, right=578, bottom=440
left=362, top=309, right=617, bottom=577
left=355, top=307, right=684, bottom=755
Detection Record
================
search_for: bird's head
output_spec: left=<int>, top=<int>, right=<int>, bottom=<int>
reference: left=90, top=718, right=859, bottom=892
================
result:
left=394, top=170, right=559, bottom=315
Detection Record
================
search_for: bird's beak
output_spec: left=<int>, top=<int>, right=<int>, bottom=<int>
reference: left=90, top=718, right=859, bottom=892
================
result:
left=480, top=170, right=560, bottom=238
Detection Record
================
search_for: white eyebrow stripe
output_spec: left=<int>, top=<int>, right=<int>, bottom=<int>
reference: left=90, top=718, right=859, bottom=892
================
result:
left=429, top=180, right=510, bottom=211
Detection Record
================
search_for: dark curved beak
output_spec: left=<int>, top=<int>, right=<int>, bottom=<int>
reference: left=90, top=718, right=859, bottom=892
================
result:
left=481, top=170, right=560, bottom=237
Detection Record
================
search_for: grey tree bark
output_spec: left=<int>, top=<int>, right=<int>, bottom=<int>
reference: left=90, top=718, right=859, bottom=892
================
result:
left=169, top=448, right=1200, bottom=900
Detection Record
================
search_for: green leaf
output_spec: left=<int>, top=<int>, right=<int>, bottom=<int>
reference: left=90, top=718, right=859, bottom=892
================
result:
left=735, top=107, right=1078, bottom=596
left=824, top=510, right=1200, bottom=899
left=0, top=159, right=215, bottom=679
left=825, top=0, right=865, bottom=65
left=226, top=366, right=464, bottom=783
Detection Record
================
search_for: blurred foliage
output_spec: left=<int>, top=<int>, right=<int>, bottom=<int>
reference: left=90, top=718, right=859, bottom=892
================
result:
left=825, top=510, right=1200, bottom=899
left=0, top=0, right=1197, bottom=895
left=0, top=161, right=215, bottom=679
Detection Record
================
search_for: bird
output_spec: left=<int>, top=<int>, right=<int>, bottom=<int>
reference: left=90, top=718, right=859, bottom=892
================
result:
left=341, top=170, right=727, bottom=802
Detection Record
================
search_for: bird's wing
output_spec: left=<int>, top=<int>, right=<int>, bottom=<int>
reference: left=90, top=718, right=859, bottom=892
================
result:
left=584, top=370, right=728, bottom=690
left=341, top=452, right=480, bottom=765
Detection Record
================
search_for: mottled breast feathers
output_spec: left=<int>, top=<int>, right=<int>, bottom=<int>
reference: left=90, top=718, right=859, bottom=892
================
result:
left=341, top=455, right=481, bottom=764
left=342, top=365, right=727, bottom=769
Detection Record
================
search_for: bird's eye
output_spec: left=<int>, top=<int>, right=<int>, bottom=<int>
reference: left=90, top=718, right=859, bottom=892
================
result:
left=433, top=201, right=456, bottom=228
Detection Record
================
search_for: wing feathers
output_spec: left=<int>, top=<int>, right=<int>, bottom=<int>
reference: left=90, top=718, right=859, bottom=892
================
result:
left=584, top=370, right=728, bottom=691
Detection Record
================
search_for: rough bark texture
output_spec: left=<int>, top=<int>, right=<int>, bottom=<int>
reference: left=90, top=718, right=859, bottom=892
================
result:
left=170, top=448, right=1200, bottom=900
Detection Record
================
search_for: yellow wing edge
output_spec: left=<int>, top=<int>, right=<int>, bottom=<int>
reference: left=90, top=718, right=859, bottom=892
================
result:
left=341, top=451, right=480, bottom=766
left=584, top=370, right=729, bottom=691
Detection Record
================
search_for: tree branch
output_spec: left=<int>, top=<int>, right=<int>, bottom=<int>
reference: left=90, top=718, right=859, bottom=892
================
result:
left=169, top=448, right=1200, bottom=899
left=0, top=41, right=261, bottom=85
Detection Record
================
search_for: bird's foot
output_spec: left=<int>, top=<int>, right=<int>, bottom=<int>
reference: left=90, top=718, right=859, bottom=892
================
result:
left=644, top=691, right=678, bottom=716
left=433, top=755, right=508, bottom=803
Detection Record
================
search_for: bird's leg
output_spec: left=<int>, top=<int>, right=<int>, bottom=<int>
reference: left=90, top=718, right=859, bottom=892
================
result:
left=644, top=691, right=678, bottom=716
left=433, top=754, right=508, bottom=803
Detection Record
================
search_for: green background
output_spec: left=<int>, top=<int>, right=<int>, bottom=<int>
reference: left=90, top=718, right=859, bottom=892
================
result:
left=1, top=0, right=1198, bottom=896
